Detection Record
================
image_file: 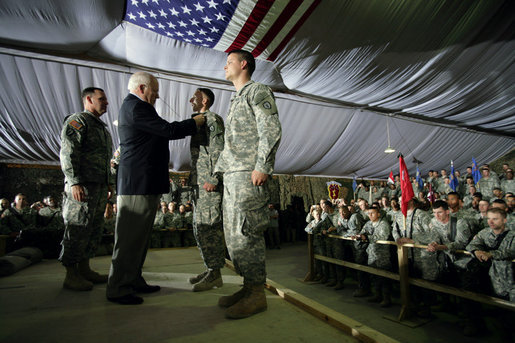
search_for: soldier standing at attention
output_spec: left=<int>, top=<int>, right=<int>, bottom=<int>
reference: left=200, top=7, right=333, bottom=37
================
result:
left=214, top=49, right=282, bottom=319
left=59, top=87, right=113, bottom=291
left=187, top=87, right=226, bottom=292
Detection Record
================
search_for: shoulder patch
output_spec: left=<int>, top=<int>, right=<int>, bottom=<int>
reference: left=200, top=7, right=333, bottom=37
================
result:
left=69, top=120, right=83, bottom=131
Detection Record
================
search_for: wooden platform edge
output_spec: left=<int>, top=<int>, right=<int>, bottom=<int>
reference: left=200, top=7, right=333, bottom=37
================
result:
left=224, top=259, right=399, bottom=343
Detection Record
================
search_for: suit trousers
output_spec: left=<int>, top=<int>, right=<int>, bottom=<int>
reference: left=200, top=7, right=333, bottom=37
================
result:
left=106, top=194, right=160, bottom=298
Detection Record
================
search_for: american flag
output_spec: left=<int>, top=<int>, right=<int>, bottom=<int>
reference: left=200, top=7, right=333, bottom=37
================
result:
left=124, top=0, right=320, bottom=61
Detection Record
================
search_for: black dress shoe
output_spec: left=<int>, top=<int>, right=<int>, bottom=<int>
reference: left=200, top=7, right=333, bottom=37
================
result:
left=107, top=294, right=143, bottom=305
left=134, top=284, right=161, bottom=294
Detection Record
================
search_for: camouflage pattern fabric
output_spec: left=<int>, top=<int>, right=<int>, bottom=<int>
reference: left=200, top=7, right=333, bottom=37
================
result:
left=59, top=183, right=108, bottom=265
left=466, top=227, right=515, bottom=300
left=360, top=219, right=392, bottom=269
left=393, top=209, right=440, bottom=280
left=59, top=110, right=112, bottom=266
left=214, top=81, right=281, bottom=286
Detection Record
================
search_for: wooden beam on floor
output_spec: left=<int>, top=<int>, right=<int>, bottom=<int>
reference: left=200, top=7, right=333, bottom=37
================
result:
left=225, top=259, right=399, bottom=343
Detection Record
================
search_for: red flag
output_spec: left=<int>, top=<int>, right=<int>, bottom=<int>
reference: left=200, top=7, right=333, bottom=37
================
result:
left=427, top=183, right=435, bottom=204
left=399, top=155, right=414, bottom=217
left=387, top=171, right=395, bottom=184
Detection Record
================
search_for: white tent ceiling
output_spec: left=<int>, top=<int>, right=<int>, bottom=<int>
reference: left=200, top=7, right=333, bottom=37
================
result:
left=0, top=0, right=513, bottom=179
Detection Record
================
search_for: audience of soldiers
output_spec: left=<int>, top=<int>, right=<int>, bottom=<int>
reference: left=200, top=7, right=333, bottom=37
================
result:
left=305, top=163, right=514, bottom=336
left=1, top=164, right=513, bottom=334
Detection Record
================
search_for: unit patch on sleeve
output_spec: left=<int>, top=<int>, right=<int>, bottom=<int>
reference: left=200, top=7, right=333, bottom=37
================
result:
left=69, top=120, right=83, bottom=131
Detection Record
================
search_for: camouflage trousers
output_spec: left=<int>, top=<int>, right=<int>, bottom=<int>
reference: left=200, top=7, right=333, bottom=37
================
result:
left=59, top=182, right=108, bottom=266
left=223, top=171, right=269, bottom=285
left=193, top=188, right=225, bottom=269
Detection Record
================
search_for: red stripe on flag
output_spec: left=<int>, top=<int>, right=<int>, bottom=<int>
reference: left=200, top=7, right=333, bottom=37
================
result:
left=251, top=0, right=303, bottom=57
left=267, top=0, right=321, bottom=61
left=225, top=0, right=272, bottom=52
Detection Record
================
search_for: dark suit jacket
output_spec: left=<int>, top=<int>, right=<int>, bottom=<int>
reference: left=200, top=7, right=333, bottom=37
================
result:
left=117, top=94, right=197, bottom=195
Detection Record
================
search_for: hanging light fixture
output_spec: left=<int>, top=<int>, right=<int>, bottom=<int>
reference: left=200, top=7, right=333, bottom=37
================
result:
left=384, top=115, right=395, bottom=154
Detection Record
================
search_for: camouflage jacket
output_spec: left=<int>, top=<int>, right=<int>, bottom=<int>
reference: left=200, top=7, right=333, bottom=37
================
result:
left=164, top=212, right=183, bottom=229
left=337, top=213, right=364, bottom=237
left=466, top=227, right=514, bottom=299
left=38, top=206, right=64, bottom=230
left=477, top=176, right=500, bottom=200
left=60, top=110, right=113, bottom=186
left=190, top=110, right=225, bottom=187
left=215, top=81, right=281, bottom=175
left=0, top=207, right=37, bottom=233
left=359, top=219, right=392, bottom=269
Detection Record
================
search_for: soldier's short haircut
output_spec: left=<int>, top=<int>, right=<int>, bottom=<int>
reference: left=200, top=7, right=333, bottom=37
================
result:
left=323, top=200, right=333, bottom=208
left=493, top=187, right=502, bottom=191
left=492, top=199, right=507, bottom=208
left=368, top=205, right=380, bottom=212
left=447, top=191, right=461, bottom=199
left=487, top=207, right=507, bottom=219
left=433, top=200, right=448, bottom=210
left=473, top=192, right=483, bottom=199
left=197, top=88, right=215, bottom=108
left=228, top=49, right=256, bottom=76
left=81, top=87, right=104, bottom=100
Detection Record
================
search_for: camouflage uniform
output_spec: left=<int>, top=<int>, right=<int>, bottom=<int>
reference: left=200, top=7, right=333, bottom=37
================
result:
left=151, top=210, right=165, bottom=248
left=305, top=218, right=325, bottom=278
left=393, top=209, right=439, bottom=280
left=466, top=227, right=515, bottom=300
left=163, top=211, right=182, bottom=247
left=214, top=81, right=281, bottom=285
left=189, top=109, right=226, bottom=268
left=182, top=211, right=196, bottom=246
left=37, top=206, right=65, bottom=258
left=59, top=110, right=112, bottom=266
left=314, top=211, right=341, bottom=283
left=0, top=207, right=37, bottom=234
left=477, top=176, right=500, bottom=200
left=339, top=213, right=369, bottom=290
left=501, top=179, right=514, bottom=195
left=430, top=217, right=472, bottom=274
left=360, top=218, right=392, bottom=297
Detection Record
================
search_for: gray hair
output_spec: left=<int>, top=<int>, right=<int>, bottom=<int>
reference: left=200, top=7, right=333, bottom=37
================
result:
left=128, top=72, right=155, bottom=92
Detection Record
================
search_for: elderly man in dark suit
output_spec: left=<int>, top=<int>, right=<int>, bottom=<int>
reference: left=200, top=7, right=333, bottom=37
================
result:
left=106, top=72, right=205, bottom=305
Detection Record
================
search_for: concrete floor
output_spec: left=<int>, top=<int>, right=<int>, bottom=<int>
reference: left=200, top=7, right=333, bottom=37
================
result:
left=1, top=243, right=512, bottom=343
left=265, top=243, right=514, bottom=343
left=0, top=247, right=356, bottom=343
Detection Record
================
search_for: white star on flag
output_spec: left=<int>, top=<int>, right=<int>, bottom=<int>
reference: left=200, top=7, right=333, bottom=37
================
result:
left=124, top=0, right=320, bottom=61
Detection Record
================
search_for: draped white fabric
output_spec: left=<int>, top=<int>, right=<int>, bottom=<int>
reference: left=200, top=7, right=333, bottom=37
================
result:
left=0, top=0, right=513, bottom=178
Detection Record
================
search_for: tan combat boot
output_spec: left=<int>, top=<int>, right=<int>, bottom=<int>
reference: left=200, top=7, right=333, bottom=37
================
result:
left=78, top=259, right=108, bottom=284
left=218, top=283, right=250, bottom=308
left=189, top=270, right=209, bottom=284
left=63, top=265, right=93, bottom=291
left=192, top=269, right=223, bottom=292
left=225, top=284, right=267, bottom=319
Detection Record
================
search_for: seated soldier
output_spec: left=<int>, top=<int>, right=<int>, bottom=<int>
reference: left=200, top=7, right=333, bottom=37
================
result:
left=163, top=202, right=182, bottom=247
left=182, top=204, right=195, bottom=246
left=37, top=195, right=65, bottom=258
left=356, top=206, right=392, bottom=307
left=466, top=207, right=514, bottom=301
left=1, top=194, right=37, bottom=252
left=447, top=192, right=480, bottom=235
left=462, top=185, right=476, bottom=209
